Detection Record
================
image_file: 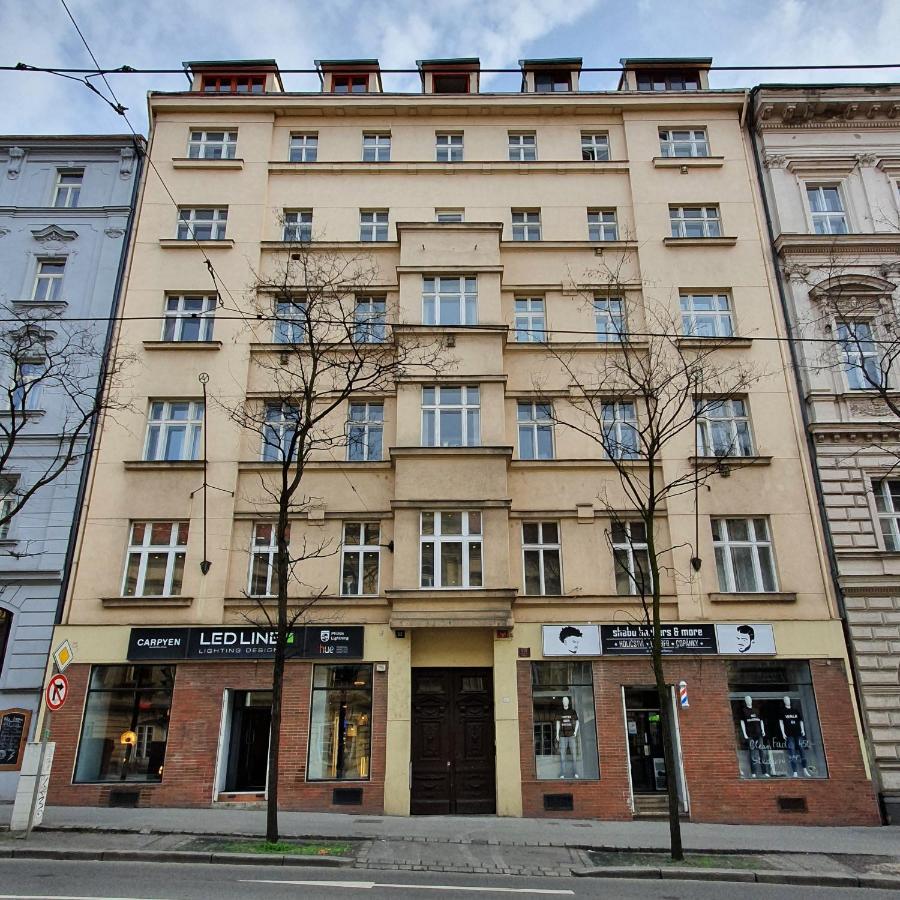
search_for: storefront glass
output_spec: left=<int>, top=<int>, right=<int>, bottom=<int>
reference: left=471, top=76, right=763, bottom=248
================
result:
left=307, top=664, right=373, bottom=781
left=727, top=660, right=827, bottom=779
left=74, top=665, right=174, bottom=783
left=531, top=661, right=599, bottom=780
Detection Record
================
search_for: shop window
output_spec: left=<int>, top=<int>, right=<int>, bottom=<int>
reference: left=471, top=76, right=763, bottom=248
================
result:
left=531, top=661, right=599, bottom=781
left=74, top=665, right=174, bottom=783
left=727, top=660, right=827, bottom=779
left=307, top=664, right=373, bottom=780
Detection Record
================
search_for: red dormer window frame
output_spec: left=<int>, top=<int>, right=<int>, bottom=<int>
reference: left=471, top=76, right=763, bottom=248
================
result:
left=431, top=71, right=472, bottom=94
left=332, top=74, right=369, bottom=94
left=201, top=74, right=266, bottom=94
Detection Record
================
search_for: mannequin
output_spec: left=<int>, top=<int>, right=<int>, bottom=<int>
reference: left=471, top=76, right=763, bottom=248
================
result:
left=739, top=695, right=769, bottom=777
left=779, top=696, right=811, bottom=777
left=556, top=696, right=580, bottom=779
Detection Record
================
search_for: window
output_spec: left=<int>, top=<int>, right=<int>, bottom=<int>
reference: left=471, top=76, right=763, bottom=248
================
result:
left=422, top=385, right=480, bottom=447
left=31, top=259, right=65, bottom=302
left=712, top=517, right=777, bottom=593
left=0, top=482, right=15, bottom=540
left=680, top=292, right=734, bottom=338
left=362, top=133, right=391, bottom=162
left=53, top=169, right=83, bottom=208
left=531, top=662, right=599, bottom=780
left=432, top=74, right=469, bottom=93
left=74, top=666, right=174, bottom=783
left=283, top=210, right=312, bottom=242
left=122, top=522, right=188, bottom=597
left=341, top=523, right=380, bottom=595
left=517, top=401, right=553, bottom=460
left=514, top=297, right=545, bottom=342
left=359, top=210, right=388, bottom=242
left=289, top=133, right=318, bottom=163
left=0, top=609, right=11, bottom=673
left=162, top=294, right=216, bottom=342
left=273, top=299, right=306, bottom=344
left=177, top=207, right=227, bottom=241
left=669, top=206, right=721, bottom=239
left=581, top=133, right=610, bottom=161
left=144, top=401, right=203, bottom=461
left=333, top=75, right=368, bottom=93
left=262, top=404, right=299, bottom=461
left=508, top=133, right=537, bottom=162
left=187, top=130, right=237, bottom=160
left=696, top=398, right=754, bottom=457
left=659, top=129, right=709, bottom=158
left=308, top=665, right=373, bottom=780
left=807, top=185, right=847, bottom=235
left=436, top=133, right=463, bottom=163
left=535, top=71, right=571, bottom=93
left=587, top=209, right=618, bottom=241
left=728, top=661, right=827, bottom=779
left=347, top=401, right=383, bottom=461
left=10, top=361, right=45, bottom=410
left=423, top=276, right=477, bottom=326
left=611, top=521, right=652, bottom=596
left=248, top=522, right=287, bottom=597
left=511, top=210, right=541, bottom=241
left=522, top=522, right=561, bottom=594
left=874, top=479, right=900, bottom=551
left=435, top=209, right=464, bottom=223
left=838, top=321, right=882, bottom=390
left=594, top=297, right=626, bottom=341
left=353, top=296, right=386, bottom=344
left=636, top=69, right=700, bottom=92
left=202, top=75, right=264, bottom=93
left=600, top=401, right=638, bottom=459
left=420, top=510, right=482, bottom=588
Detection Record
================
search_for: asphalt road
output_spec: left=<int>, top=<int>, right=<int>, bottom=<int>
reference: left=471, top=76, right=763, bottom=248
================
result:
left=0, top=860, right=897, bottom=900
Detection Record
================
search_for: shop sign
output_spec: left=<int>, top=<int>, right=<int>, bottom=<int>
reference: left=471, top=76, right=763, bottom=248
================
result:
left=714, top=623, right=776, bottom=655
left=127, top=626, right=364, bottom=661
left=601, top=623, right=717, bottom=655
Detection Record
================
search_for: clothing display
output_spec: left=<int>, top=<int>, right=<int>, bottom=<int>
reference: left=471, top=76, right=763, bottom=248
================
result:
left=558, top=735, right=578, bottom=778
left=741, top=706, right=764, bottom=741
left=781, top=709, right=803, bottom=738
left=558, top=709, right=578, bottom=738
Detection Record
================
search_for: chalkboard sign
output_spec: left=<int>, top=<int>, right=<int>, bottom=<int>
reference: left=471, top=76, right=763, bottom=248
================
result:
left=0, top=708, right=31, bottom=771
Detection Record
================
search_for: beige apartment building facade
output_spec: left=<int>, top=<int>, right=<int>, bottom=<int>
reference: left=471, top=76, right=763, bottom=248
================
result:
left=44, top=57, right=878, bottom=824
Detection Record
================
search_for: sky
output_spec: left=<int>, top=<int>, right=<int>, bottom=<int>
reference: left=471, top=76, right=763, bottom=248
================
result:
left=1, top=0, right=899, bottom=136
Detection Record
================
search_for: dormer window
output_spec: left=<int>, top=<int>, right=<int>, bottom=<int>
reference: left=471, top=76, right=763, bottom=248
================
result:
left=185, top=60, right=282, bottom=95
left=418, top=59, right=480, bottom=95
left=333, top=74, right=368, bottom=94
left=432, top=73, right=469, bottom=93
left=535, top=71, right=571, bottom=93
left=202, top=75, right=264, bottom=94
left=520, top=59, right=581, bottom=93
left=636, top=69, right=700, bottom=92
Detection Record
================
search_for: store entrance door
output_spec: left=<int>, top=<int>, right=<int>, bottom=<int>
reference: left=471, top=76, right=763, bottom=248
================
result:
left=224, top=690, right=272, bottom=793
left=410, top=668, right=495, bottom=815
left=625, top=688, right=667, bottom=794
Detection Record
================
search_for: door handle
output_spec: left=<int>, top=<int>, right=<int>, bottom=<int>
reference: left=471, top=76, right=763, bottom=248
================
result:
left=446, top=761, right=451, bottom=768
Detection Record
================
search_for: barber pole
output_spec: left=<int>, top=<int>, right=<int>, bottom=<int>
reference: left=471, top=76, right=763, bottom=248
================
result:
left=678, top=680, right=689, bottom=709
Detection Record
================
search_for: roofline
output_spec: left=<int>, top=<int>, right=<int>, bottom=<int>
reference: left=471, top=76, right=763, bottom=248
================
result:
left=519, top=58, right=583, bottom=69
left=754, top=81, right=900, bottom=92
left=0, top=134, right=143, bottom=145
left=314, top=59, right=381, bottom=68
left=416, top=58, right=481, bottom=69
left=619, top=57, right=713, bottom=67
left=183, top=59, right=279, bottom=69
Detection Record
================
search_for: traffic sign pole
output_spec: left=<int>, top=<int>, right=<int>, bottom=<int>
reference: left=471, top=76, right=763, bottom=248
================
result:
left=22, top=667, right=58, bottom=839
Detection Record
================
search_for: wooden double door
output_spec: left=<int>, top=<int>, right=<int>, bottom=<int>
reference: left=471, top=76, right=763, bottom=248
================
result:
left=410, top=668, right=496, bottom=815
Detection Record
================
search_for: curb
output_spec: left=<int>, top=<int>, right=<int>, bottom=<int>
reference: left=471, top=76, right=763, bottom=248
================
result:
left=2, top=847, right=352, bottom=867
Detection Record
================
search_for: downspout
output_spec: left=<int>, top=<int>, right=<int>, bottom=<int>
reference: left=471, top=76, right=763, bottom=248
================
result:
left=54, top=135, right=144, bottom=625
left=747, top=86, right=886, bottom=823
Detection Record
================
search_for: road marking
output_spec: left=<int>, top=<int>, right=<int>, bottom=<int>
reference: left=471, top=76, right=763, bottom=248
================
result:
left=242, top=881, right=574, bottom=895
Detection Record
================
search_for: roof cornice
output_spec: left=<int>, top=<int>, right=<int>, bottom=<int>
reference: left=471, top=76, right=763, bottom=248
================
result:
left=753, top=90, right=900, bottom=131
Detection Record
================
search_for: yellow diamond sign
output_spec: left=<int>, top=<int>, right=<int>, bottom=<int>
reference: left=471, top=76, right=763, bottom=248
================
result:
left=53, top=640, right=74, bottom=673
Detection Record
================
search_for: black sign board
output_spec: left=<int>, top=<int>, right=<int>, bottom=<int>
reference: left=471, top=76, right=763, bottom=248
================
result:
left=127, top=626, right=364, bottom=662
left=600, top=623, right=717, bottom=655
left=0, top=708, right=31, bottom=770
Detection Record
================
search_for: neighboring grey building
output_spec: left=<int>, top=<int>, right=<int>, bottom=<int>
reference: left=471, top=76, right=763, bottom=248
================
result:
left=751, top=85, right=900, bottom=822
left=0, top=135, right=141, bottom=800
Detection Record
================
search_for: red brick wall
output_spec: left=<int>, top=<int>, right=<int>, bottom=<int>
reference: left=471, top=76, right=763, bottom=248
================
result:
left=47, top=661, right=387, bottom=813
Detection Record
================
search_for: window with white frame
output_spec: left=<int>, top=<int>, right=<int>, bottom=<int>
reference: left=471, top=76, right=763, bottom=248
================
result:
left=362, top=133, right=391, bottom=162
left=423, top=276, right=477, bottom=326
left=353, top=296, right=386, bottom=343
left=588, top=209, right=618, bottom=241
left=359, top=209, right=388, bottom=242
left=187, top=130, right=237, bottom=160
left=10, top=361, right=45, bottom=411
left=283, top=210, right=312, bottom=242
left=696, top=397, right=754, bottom=457
left=422, top=385, right=480, bottom=447
left=420, top=511, right=482, bottom=588
left=273, top=298, right=307, bottom=344
left=177, top=207, right=227, bottom=241
left=514, top=296, right=545, bottom=342
left=162, top=294, right=216, bottom=342
left=837, top=320, right=883, bottom=390
left=874, top=479, right=900, bottom=551
left=248, top=522, right=288, bottom=596
left=262, top=404, right=299, bottom=461
left=508, top=133, right=537, bottom=162
left=144, top=401, right=203, bottom=461
left=600, top=401, right=638, bottom=459
left=53, top=170, right=83, bottom=208
left=435, top=132, right=464, bottom=162
left=517, top=401, right=553, bottom=460
left=669, top=206, right=721, bottom=239
left=806, top=185, right=848, bottom=235
left=680, top=292, right=734, bottom=338
left=122, top=521, right=188, bottom=597
left=341, top=522, right=380, bottom=595
left=712, top=517, right=777, bottom=593
left=611, top=521, right=652, bottom=596
left=511, top=210, right=541, bottom=241
left=435, top=209, right=464, bottom=223
left=522, top=521, right=561, bottom=594
left=0, top=482, right=14, bottom=540
left=581, top=132, right=610, bottom=161
left=289, top=133, right=318, bottom=163
left=594, top=296, right=626, bottom=341
left=658, top=129, right=709, bottom=158
left=32, top=259, right=65, bottom=302
left=347, top=401, right=383, bottom=461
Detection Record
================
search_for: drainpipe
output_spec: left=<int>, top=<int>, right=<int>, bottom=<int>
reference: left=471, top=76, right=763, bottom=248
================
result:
left=747, top=86, right=886, bottom=823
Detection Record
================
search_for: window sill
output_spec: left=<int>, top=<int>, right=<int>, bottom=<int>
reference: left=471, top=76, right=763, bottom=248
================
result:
left=501, top=240, right=638, bottom=251
left=653, top=156, right=725, bottom=169
left=505, top=339, right=650, bottom=351
left=267, top=160, right=631, bottom=175
left=171, top=157, right=244, bottom=170
left=675, top=336, right=753, bottom=349
left=123, top=460, right=205, bottom=470
left=689, top=455, right=773, bottom=469
left=224, top=595, right=389, bottom=607
left=0, top=409, right=45, bottom=420
left=390, top=445, right=513, bottom=460
left=260, top=240, right=399, bottom=251
left=663, top=236, right=738, bottom=247
left=238, top=459, right=392, bottom=472
left=708, top=591, right=796, bottom=603
left=143, top=340, right=222, bottom=351
left=11, top=299, right=68, bottom=311
left=158, top=239, right=234, bottom=249
left=101, top=596, right=194, bottom=608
